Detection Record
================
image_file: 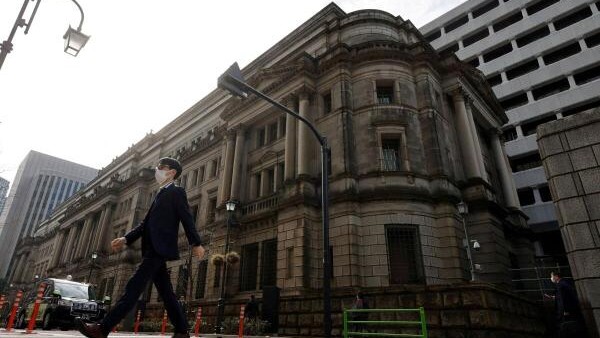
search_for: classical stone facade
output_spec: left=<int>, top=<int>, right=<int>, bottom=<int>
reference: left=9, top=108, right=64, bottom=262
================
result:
left=7, top=4, right=541, bottom=337
left=537, top=108, right=600, bottom=338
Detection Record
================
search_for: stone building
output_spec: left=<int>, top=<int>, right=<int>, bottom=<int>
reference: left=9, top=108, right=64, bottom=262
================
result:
left=9, top=4, right=544, bottom=337
left=537, top=108, right=600, bottom=338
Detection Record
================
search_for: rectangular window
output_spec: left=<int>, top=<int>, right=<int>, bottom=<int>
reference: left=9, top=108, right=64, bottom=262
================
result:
left=467, top=57, right=480, bottom=68
left=279, top=116, right=286, bottom=137
left=176, top=265, right=189, bottom=297
left=444, top=15, right=468, bottom=33
left=211, top=158, right=219, bottom=178
left=213, top=263, right=222, bottom=288
left=506, top=59, right=540, bottom=80
left=482, top=42, right=513, bottom=62
left=190, top=170, right=198, bottom=187
left=207, top=197, right=217, bottom=223
left=487, top=74, right=502, bottom=87
left=492, top=11, right=522, bottom=32
left=425, top=30, right=441, bottom=42
left=278, top=163, right=285, bottom=186
left=240, top=243, right=259, bottom=291
left=381, top=137, right=401, bottom=171
left=472, top=0, right=499, bottom=18
left=532, top=78, right=570, bottom=101
left=257, top=128, right=266, bottom=148
left=574, top=63, right=600, bottom=86
left=499, top=93, right=529, bottom=110
left=260, top=239, right=277, bottom=289
left=518, top=188, right=536, bottom=206
left=255, top=173, right=262, bottom=198
left=198, top=166, right=205, bottom=184
left=585, top=31, right=600, bottom=48
left=269, top=122, right=278, bottom=143
left=562, top=98, right=600, bottom=117
left=195, top=260, right=208, bottom=299
left=526, top=0, right=560, bottom=16
left=521, top=114, right=557, bottom=136
left=553, top=6, right=592, bottom=31
left=267, top=168, right=275, bottom=194
left=439, top=43, right=459, bottom=56
left=543, top=42, right=581, bottom=65
left=510, top=152, right=542, bottom=172
left=463, top=28, right=490, bottom=47
left=323, top=92, right=332, bottom=114
left=539, top=185, right=552, bottom=202
left=376, top=83, right=394, bottom=104
left=516, top=25, right=550, bottom=48
left=386, top=225, right=423, bottom=284
left=501, top=127, right=518, bottom=142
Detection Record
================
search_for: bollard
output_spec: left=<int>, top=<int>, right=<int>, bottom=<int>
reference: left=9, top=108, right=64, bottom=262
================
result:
left=134, top=309, right=142, bottom=334
left=26, top=282, right=47, bottom=333
left=194, top=307, right=202, bottom=337
left=161, top=310, right=168, bottom=335
left=238, top=305, right=245, bottom=338
left=5, top=290, right=23, bottom=332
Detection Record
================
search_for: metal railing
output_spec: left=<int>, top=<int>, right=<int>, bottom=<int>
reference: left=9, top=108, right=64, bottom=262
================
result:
left=510, top=263, right=572, bottom=302
left=343, top=307, right=428, bottom=338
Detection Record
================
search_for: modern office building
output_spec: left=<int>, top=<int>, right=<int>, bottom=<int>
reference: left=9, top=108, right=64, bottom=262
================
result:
left=0, top=150, right=97, bottom=277
left=420, top=0, right=600, bottom=262
left=0, top=177, right=9, bottom=225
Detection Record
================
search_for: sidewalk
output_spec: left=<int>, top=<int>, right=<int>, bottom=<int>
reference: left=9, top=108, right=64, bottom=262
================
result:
left=0, top=329, right=281, bottom=338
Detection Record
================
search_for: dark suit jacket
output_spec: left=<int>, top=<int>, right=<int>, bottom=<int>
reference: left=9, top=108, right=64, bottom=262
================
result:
left=555, top=278, right=581, bottom=320
left=125, top=183, right=202, bottom=260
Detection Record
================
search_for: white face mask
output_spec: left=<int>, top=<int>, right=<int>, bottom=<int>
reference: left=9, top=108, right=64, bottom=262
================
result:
left=155, top=169, right=170, bottom=185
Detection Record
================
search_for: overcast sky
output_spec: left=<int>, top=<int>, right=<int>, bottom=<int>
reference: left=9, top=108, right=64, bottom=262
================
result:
left=0, top=0, right=465, bottom=187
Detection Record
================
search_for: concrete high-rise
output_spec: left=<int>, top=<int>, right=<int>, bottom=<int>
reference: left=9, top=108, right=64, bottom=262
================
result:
left=0, top=177, right=9, bottom=226
left=420, top=0, right=600, bottom=261
left=0, top=150, right=97, bottom=277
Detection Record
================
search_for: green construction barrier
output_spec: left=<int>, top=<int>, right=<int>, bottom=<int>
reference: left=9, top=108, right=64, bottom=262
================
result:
left=343, top=307, right=428, bottom=338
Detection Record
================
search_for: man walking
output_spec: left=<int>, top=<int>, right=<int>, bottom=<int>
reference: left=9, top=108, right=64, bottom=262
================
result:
left=547, top=271, right=587, bottom=337
left=76, top=158, right=205, bottom=338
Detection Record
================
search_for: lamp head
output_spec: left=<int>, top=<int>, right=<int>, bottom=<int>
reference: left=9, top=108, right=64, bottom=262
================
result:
left=63, top=26, right=90, bottom=56
left=225, top=200, right=238, bottom=212
left=457, top=201, right=468, bottom=215
left=218, top=62, right=249, bottom=98
left=91, top=252, right=98, bottom=260
left=472, top=240, right=481, bottom=251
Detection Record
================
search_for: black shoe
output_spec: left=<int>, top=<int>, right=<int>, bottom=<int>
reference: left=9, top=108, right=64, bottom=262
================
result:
left=171, top=333, right=190, bottom=338
left=75, top=318, right=107, bottom=338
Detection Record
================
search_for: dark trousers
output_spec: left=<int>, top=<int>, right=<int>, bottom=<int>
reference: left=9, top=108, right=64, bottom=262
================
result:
left=100, top=256, right=188, bottom=335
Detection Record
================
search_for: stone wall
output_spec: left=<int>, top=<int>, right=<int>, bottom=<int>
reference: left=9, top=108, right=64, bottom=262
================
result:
left=143, top=284, right=545, bottom=338
left=537, top=108, right=600, bottom=338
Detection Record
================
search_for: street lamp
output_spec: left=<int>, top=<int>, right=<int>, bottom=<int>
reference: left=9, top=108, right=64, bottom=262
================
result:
left=87, top=251, right=98, bottom=283
left=218, top=62, right=333, bottom=338
left=215, top=200, right=238, bottom=335
left=457, top=202, right=476, bottom=281
left=0, top=0, right=90, bottom=71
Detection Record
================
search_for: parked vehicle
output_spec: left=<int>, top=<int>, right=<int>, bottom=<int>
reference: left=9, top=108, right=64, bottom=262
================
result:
left=15, top=278, right=106, bottom=330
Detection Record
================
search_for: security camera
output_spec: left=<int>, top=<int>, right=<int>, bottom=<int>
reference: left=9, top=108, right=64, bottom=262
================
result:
left=472, top=240, right=481, bottom=251
left=474, top=264, right=482, bottom=271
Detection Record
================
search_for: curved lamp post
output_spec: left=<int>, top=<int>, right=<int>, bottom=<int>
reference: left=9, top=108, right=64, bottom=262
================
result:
left=215, top=200, right=238, bottom=334
left=0, top=0, right=90, bottom=71
left=457, top=202, right=476, bottom=281
left=87, top=251, right=98, bottom=283
left=218, top=63, right=332, bottom=338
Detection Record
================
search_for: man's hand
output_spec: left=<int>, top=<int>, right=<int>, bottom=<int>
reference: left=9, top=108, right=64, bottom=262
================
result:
left=111, top=237, right=127, bottom=252
left=192, top=245, right=205, bottom=259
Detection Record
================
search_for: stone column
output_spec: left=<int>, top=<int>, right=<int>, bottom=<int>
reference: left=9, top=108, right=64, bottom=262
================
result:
left=62, top=227, right=77, bottom=264
left=49, top=231, right=66, bottom=268
left=94, top=204, right=114, bottom=254
left=297, top=93, right=312, bottom=177
left=452, top=92, right=482, bottom=179
left=75, top=217, right=93, bottom=259
left=260, top=169, right=269, bottom=197
left=230, top=127, right=246, bottom=200
left=465, top=101, right=489, bottom=182
left=490, top=131, right=520, bottom=209
left=249, top=174, right=258, bottom=200
left=219, top=131, right=236, bottom=204
left=284, top=98, right=297, bottom=181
